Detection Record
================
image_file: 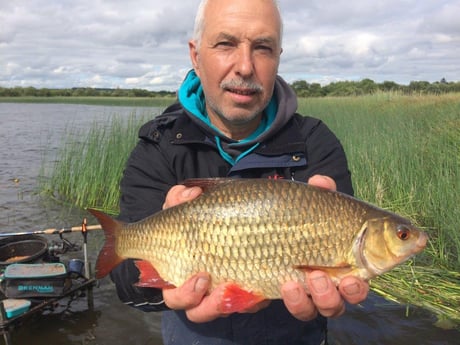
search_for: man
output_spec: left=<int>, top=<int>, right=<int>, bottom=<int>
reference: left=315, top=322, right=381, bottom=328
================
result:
left=110, top=0, right=369, bottom=343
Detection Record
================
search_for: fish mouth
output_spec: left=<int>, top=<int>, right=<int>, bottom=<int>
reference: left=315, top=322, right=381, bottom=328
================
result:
left=415, top=232, right=428, bottom=252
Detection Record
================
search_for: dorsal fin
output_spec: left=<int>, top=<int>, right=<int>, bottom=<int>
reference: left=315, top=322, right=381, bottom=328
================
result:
left=181, top=178, right=236, bottom=192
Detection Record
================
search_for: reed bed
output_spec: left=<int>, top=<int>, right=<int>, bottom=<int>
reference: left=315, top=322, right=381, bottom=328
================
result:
left=370, top=265, right=460, bottom=326
left=40, top=110, right=155, bottom=214
left=41, top=92, right=460, bottom=325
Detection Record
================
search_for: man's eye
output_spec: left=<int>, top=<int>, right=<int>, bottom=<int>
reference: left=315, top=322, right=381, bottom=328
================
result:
left=216, top=41, right=234, bottom=48
left=256, top=45, right=273, bottom=53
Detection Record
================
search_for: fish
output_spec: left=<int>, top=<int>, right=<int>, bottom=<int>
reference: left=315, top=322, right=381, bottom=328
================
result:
left=89, top=178, right=427, bottom=313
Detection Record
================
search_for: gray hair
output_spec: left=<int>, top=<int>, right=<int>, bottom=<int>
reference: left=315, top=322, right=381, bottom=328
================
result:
left=192, top=0, right=283, bottom=49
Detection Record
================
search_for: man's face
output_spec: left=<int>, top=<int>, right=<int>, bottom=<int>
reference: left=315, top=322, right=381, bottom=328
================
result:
left=189, top=0, right=282, bottom=139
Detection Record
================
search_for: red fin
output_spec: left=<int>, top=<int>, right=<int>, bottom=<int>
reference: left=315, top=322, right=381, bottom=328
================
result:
left=220, top=284, right=266, bottom=314
left=293, top=264, right=353, bottom=279
left=88, top=208, right=125, bottom=279
left=134, top=260, right=176, bottom=289
left=181, top=178, right=235, bottom=192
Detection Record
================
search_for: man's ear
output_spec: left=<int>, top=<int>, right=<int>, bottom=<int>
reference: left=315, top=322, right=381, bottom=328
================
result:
left=189, top=40, right=201, bottom=77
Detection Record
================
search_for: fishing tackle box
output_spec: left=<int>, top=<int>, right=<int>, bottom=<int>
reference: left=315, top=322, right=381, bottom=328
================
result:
left=2, top=298, right=31, bottom=318
left=1, top=263, right=70, bottom=298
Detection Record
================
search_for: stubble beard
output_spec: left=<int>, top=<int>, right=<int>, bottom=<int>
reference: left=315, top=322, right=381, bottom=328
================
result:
left=207, top=78, right=270, bottom=126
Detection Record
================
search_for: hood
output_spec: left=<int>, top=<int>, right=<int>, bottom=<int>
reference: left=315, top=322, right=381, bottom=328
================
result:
left=178, top=70, right=298, bottom=165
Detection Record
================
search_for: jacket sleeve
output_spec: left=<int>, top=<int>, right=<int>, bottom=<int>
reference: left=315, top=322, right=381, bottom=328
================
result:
left=110, top=132, right=178, bottom=312
left=302, top=116, right=354, bottom=195
left=110, top=259, right=169, bottom=312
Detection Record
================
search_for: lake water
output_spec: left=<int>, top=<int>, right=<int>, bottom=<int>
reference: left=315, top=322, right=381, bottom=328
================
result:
left=0, top=103, right=457, bottom=344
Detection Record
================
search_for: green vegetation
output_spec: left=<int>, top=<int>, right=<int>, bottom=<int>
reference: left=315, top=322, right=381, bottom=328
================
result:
left=0, top=86, right=175, bottom=98
left=39, top=110, right=155, bottom=214
left=1, top=77, right=460, bottom=100
left=0, top=95, right=175, bottom=107
left=39, top=92, right=460, bottom=324
left=291, top=78, right=460, bottom=97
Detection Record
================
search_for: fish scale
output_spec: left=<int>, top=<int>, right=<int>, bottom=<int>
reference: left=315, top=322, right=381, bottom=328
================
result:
left=92, top=178, right=427, bottom=303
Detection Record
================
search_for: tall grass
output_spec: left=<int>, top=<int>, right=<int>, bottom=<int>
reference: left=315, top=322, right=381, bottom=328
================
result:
left=41, top=93, right=460, bottom=323
left=39, top=110, right=156, bottom=214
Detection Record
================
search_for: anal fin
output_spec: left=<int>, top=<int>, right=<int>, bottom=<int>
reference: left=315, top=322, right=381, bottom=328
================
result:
left=134, top=260, right=176, bottom=289
left=220, top=284, right=267, bottom=314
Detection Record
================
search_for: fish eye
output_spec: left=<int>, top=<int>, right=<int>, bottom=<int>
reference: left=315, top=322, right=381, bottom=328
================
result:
left=397, top=225, right=411, bottom=240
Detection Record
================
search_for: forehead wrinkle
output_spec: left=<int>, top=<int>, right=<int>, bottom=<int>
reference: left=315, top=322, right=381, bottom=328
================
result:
left=213, top=32, right=277, bottom=45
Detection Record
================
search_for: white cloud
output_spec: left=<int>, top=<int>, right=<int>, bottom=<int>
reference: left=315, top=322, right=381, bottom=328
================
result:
left=0, top=0, right=458, bottom=90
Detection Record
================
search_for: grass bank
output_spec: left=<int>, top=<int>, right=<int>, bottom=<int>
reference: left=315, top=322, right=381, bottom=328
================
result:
left=40, top=92, right=460, bottom=324
left=0, top=96, right=175, bottom=107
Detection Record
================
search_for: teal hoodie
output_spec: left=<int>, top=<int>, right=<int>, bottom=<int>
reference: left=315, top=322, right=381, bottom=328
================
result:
left=178, top=70, right=298, bottom=165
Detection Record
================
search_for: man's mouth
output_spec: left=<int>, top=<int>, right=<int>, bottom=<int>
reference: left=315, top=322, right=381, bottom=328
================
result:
left=226, top=87, right=257, bottom=96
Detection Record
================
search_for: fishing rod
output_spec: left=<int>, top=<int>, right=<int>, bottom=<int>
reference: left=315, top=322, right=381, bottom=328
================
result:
left=0, top=223, right=102, bottom=237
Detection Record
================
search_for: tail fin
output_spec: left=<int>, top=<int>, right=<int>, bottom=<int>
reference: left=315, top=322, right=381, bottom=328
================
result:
left=88, top=208, right=125, bottom=279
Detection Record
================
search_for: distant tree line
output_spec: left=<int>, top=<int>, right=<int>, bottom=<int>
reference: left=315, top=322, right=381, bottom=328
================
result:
left=290, top=78, right=460, bottom=97
left=1, top=78, right=459, bottom=98
left=0, top=86, right=175, bottom=98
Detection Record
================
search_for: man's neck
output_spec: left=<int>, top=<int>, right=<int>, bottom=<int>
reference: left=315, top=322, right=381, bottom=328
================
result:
left=207, top=112, right=262, bottom=141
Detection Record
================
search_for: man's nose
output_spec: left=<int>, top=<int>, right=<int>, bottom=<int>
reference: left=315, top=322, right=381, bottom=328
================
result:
left=235, top=45, right=254, bottom=78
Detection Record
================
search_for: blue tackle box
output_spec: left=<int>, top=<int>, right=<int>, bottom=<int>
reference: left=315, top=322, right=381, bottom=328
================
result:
left=2, top=298, right=31, bottom=318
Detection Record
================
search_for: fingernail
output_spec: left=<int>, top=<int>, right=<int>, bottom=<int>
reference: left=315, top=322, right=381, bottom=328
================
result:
left=311, top=276, right=328, bottom=293
left=343, top=282, right=360, bottom=295
left=194, top=276, right=209, bottom=293
left=284, top=286, right=302, bottom=303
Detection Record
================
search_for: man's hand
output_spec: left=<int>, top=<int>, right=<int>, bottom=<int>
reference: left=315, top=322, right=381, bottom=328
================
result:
left=162, top=184, right=202, bottom=209
left=161, top=176, right=369, bottom=323
left=281, top=271, right=369, bottom=321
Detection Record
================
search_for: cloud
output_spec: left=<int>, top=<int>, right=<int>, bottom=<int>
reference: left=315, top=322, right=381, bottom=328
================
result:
left=0, top=0, right=458, bottom=90
left=278, top=0, right=460, bottom=84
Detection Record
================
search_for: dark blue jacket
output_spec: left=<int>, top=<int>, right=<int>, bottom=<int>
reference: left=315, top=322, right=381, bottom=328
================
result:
left=110, top=77, right=353, bottom=344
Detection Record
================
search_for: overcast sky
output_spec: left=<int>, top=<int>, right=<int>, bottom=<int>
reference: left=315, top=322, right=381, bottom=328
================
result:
left=1, top=0, right=459, bottom=91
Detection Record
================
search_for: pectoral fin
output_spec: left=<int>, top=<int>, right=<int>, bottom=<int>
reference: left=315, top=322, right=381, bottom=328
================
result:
left=293, top=263, right=354, bottom=281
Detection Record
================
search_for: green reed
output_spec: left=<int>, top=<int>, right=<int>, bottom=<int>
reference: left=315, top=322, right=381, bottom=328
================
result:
left=41, top=93, right=459, bottom=324
left=39, top=109, right=157, bottom=214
